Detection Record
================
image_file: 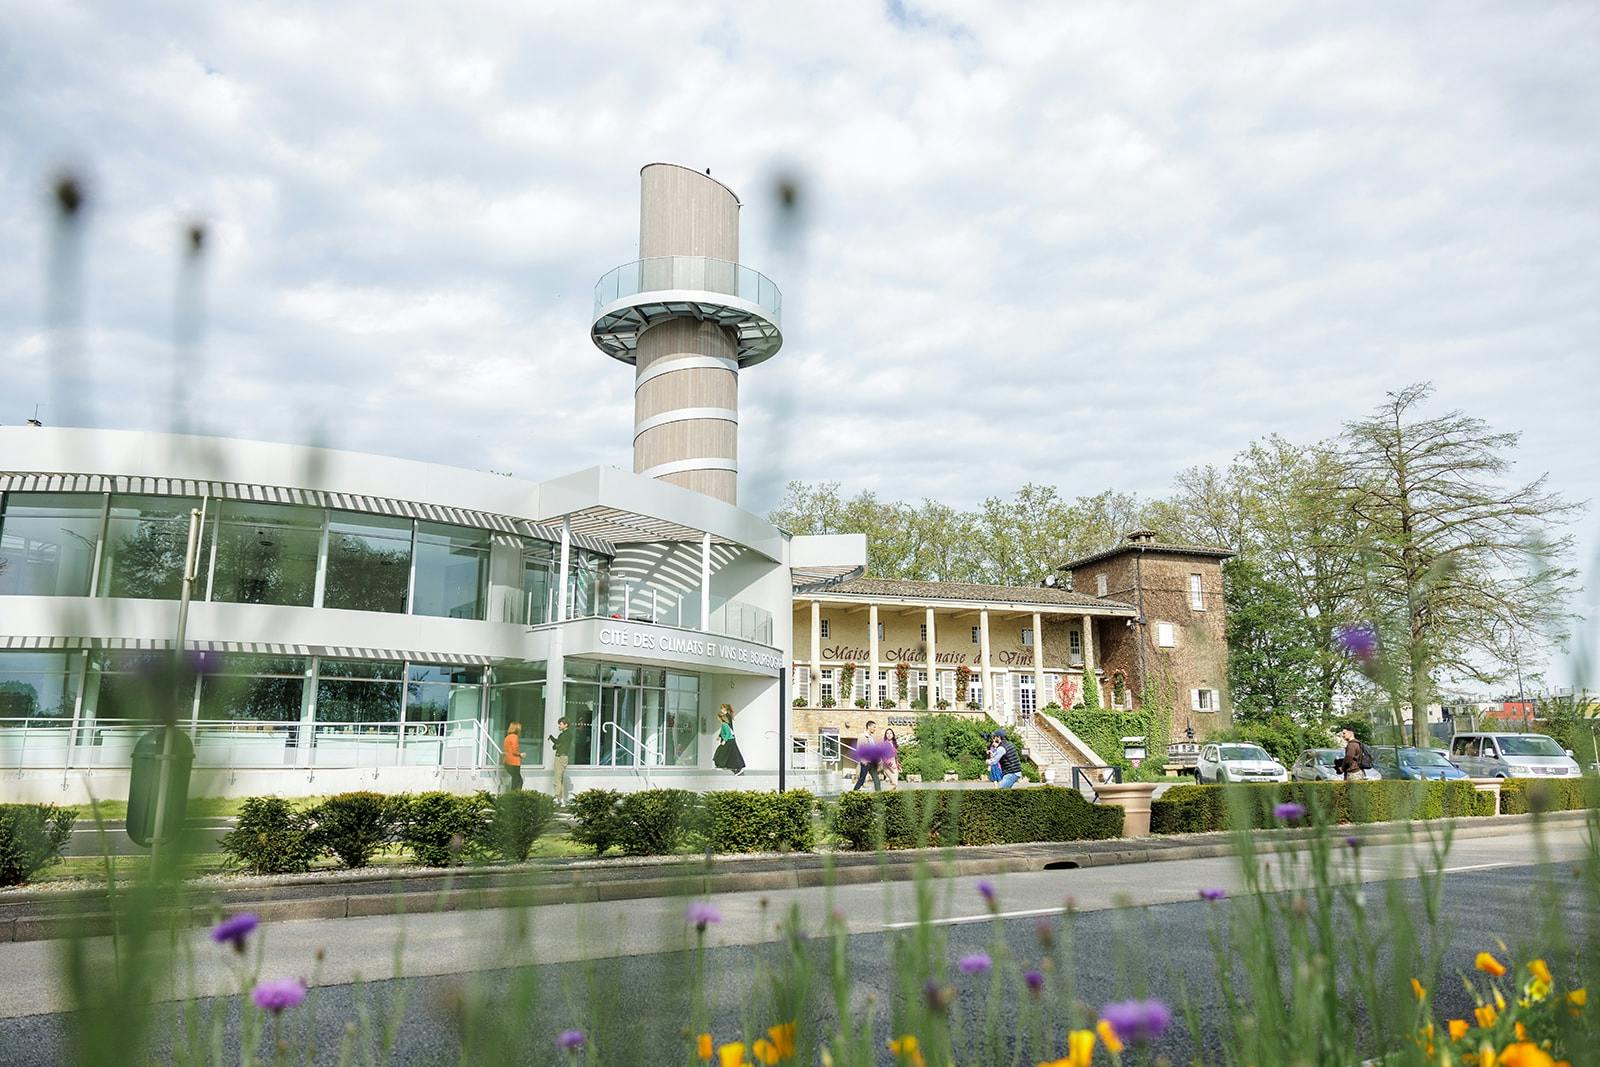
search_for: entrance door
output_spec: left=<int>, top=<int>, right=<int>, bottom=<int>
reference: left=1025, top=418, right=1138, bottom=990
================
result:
left=598, top=686, right=639, bottom=766
left=1018, top=675, right=1037, bottom=721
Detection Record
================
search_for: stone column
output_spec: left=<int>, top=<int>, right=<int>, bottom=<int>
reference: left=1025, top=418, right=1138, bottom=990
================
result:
left=1081, top=612, right=1096, bottom=701
left=810, top=599, right=822, bottom=697
left=924, top=607, right=937, bottom=707
left=979, top=608, right=993, bottom=715
left=1032, top=610, right=1047, bottom=713
left=868, top=604, right=880, bottom=709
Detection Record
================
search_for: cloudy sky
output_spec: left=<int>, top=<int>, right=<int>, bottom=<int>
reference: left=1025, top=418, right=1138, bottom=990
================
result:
left=3, top=1, right=1597, bottom=683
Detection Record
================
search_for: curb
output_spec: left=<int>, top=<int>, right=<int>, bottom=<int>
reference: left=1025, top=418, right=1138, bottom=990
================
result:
left=0, top=810, right=1586, bottom=945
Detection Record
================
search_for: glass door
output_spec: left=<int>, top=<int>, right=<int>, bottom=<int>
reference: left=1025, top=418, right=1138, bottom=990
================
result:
left=598, top=685, right=639, bottom=766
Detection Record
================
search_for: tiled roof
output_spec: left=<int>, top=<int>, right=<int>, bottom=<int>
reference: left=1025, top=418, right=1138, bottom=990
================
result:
left=801, top=576, right=1128, bottom=610
left=1060, top=539, right=1233, bottom=571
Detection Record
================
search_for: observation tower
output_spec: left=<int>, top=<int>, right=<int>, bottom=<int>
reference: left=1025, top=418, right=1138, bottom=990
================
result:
left=590, top=163, right=783, bottom=506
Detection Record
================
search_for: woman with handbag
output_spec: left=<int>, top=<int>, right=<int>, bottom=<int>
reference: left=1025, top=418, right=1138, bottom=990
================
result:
left=881, top=727, right=901, bottom=789
left=712, top=703, right=745, bottom=775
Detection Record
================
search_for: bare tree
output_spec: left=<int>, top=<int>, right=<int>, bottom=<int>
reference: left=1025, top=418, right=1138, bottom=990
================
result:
left=1341, top=383, right=1582, bottom=744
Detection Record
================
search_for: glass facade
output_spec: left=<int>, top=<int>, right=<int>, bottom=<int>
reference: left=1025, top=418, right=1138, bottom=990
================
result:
left=100, top=495, right=210, bottom=600
left=195, top=655, right=307, bottom=723
left=316, top=659, right=403, bottom=723
left=0, top=493, right=103, bottom=596
left=324, top=512, right=412, bottom=613
left=413, top=522, right=489, bottom=620
left=563, top=659, right=700, bottom=767
left=84, top=651, right=183, bottom=722
left=0, top=650, right=81, bottom=722
left=520, top=541, right=557, bottom=624
left=488, top=663, right=546, bottom=764
left=210, top=501, right=320, bottom=606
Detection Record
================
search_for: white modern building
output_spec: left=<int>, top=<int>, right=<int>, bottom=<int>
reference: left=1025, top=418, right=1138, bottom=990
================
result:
left=0, top=164, right=858, bottom=803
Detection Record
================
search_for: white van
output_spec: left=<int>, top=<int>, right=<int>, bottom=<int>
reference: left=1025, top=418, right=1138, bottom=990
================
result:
left=1447, top=732, right=1582, bottom=779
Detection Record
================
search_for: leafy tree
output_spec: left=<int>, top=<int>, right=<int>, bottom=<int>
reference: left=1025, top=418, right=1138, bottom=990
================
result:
left=1341, top=384, right=1581, bottom=744
left=1080, top=668, right=1101, bottom=710
left=1223, top=557, right=1324, bottom=724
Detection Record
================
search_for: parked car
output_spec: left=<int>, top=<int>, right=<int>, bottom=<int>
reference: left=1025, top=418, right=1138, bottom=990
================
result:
left=1198, top=743, right=1288, bottom=784
left=1370, top=746, right=1468, bottom=781
left=1447, top=732, right=1583, bottom=779
left=1290, top=748, right=1344, bottom=781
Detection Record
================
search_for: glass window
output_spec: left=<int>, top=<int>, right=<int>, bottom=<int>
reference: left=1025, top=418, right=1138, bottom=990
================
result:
left=316, top=659, right=403, bottom=723
left=820, top=668, right=835, bottom=703
left=196, top=655, right=307, bottom=723
left=1096, top=573, right=1108, bottom=597
left=1498, top=735, right=1564, bottom=757
left=1021, top=628, right=1033, bottom=647
left=1189, top=573, right=1205, bottom=610
left=413, top=522, right=489, bottom=620
left=970, top=626, right=980, bottom=644
left=562, top=548, right=611, bottom=619
left=0, top=650, right=81, bottom=722
left=323, top=513, right=412, bottom=613
left=1069, top=630, right=1082, bottom=657
left=520, top=540, right=556, bottom=624
left=101, top=495, right=210, bottom=600
left=405, top=664, right=483, bottom=724
left=820, top=618, right=830, bottom=639
left=663, top=672, right=699, bottom=766
left=564, top=680, right=599, bottom=765
left=0, top=493, right=104, bottom=596
left=210, top=501, right=321, bottom=606
left=84, top=651, right=190, bottom=721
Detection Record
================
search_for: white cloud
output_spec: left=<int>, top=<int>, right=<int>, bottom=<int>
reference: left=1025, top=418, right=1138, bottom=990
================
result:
left=0, top=0, right=1595, bottom=682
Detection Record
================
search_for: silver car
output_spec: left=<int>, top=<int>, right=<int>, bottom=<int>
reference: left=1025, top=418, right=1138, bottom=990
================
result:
left=1447, top=732, right=1582, bottom=778
left=1198, top=743, right=1288, bottom=784
left=1290, top=748, right=1344, bottom=781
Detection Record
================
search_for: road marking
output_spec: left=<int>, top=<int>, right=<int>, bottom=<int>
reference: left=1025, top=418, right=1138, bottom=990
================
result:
left=1441, top=862, right=1513, bottom=874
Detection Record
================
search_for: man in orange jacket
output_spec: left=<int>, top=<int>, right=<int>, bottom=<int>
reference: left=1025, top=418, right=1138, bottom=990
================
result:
left=503, top=721, right=522, bottom=792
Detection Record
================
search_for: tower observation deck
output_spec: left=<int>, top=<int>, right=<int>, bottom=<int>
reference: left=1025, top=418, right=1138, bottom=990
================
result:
left=590, top=163, right=783, bottom=506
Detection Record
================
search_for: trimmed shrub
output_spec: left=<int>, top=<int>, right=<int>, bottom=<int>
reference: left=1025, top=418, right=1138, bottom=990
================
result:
left=701, top=791, right=816, bottom=854
left=1500, top=778, right=1598, bottom=815
left=614, top=789, right=698, bottom=856
left=398, top=791, right=493, bottom=867
left=220, top=797, right=321, bottom=875
left=0, top=804, right=76, bottom=886
left=490, top=791, right=558, bottom=862
left=309, top=791, right=403, bottom=869
left=568, top=789, right=624, bottom=855
left=1149, top=779, right=1503, bottom=834
left=833, top=787, right=1123, bottom=851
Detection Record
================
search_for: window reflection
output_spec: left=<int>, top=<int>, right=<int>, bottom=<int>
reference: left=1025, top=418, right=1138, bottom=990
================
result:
left=413, top=522, right=488, bottom=620
left=0, top=493, right=103, bottom=596
left=316, top=659, right=403, bottom=723
left=0, top=650, right=81, bottom=722
left=210, top=501, right=321, bottom=606
left=324, top=513, right=411, bottom=613
left=100, top=495, right=210, bottom=600
left=196, top=655, right=306, bottom=722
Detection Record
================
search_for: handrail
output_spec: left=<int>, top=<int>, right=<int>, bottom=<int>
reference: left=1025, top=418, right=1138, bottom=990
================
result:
left=599, top=719, right=658, bottom=766
left=1071, top=764, right=1124, bottom=801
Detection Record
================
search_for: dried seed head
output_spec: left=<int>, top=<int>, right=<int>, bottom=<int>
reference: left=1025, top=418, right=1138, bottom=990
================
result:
left=53, top=174, right=84, bottom=217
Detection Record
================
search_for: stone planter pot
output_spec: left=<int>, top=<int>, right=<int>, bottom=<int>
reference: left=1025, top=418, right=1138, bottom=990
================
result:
left=1093, top=782, right=1161, bottom=837
left=1467, top=777, right=1503, bottom=815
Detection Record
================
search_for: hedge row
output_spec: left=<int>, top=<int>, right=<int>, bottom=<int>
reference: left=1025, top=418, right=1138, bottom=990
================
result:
left=1150, top=780, right=1496, bottom=834
left=219, top=790, right=556, bottom=875
left=832, top=787, right=1123, bottom=851
left=0, top=804, right=77, bottom=886
left=567, top=789, right=816, bottom=856
left=1500, top=778, right=1600, bottom=815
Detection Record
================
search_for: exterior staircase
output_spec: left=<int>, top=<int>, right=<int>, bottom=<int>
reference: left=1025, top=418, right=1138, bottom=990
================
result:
left=1010, top=713, right=1110, bottom=793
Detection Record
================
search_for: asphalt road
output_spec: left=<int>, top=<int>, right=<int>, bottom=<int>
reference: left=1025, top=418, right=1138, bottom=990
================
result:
left=0, top=825, right=1592, bottom=1065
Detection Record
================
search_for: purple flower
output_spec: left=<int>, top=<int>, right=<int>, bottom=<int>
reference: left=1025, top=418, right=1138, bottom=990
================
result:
left=1198, top=888, right=1226, bottom=902
left=1024, top=969, right=1045, bottom=995
left=556, top=1029, right=585, bottom=1052
left=957, top=952, right=992, bottom=975
left=1101, top=998, right=1173, bottom=1045
left=210, top=912, right=259, bottom=953
left=686, top=901, right=721, bottom=931
left=1335, top=623, right=1379, bottom=664
left=251, top=977, right=307, bottom=1014
left=1345, top=834, right=1361, bottom=851
left=1274, top=802, right=1306, bottom=823
left=977, top=881, right=997, bottom=907
left=855, top=739, right=896, bottom=765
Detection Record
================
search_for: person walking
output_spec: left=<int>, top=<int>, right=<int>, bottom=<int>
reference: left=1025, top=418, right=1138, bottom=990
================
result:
left=1336, top=726, right=1368, bottom=781
left=881, top=728, right=901, bottom=790
left=547, top=716, right=573, bottom=805
left=712, top=703, right=745, bottom=775
left=502, top=721, right=523, bottom=792
left=851, top=721, right=882, bottom=791
left=989, top=730, right=1023, bottom=789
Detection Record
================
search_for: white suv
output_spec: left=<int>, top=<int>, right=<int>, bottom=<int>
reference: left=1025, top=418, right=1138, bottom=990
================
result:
left=1198, top=743, right=1288, bottom=784
left=1448, top=732, right=1582, bottom=778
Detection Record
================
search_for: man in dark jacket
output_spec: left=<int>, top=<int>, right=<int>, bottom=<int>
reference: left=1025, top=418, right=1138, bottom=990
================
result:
left=989, top=731, right=1023, bottom=789
left=1336, top=727, right=1364, bottom=781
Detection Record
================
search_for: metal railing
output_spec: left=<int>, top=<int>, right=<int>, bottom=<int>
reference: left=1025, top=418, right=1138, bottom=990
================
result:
left=1, top=716, right=497, bottom=774
left=1071, top=765, right=1124, bottom=801
left=527, top=581, right=776, bottom=646
left=594, top=256, right=782, bottom=324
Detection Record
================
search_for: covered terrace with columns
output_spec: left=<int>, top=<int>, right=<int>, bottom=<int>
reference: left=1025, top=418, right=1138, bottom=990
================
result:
left=789, top=578, right=1137, bottom=744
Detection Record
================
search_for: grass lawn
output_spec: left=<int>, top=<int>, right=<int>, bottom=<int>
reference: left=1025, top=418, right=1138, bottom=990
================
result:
left=66, top=796, right=318, bottom=821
